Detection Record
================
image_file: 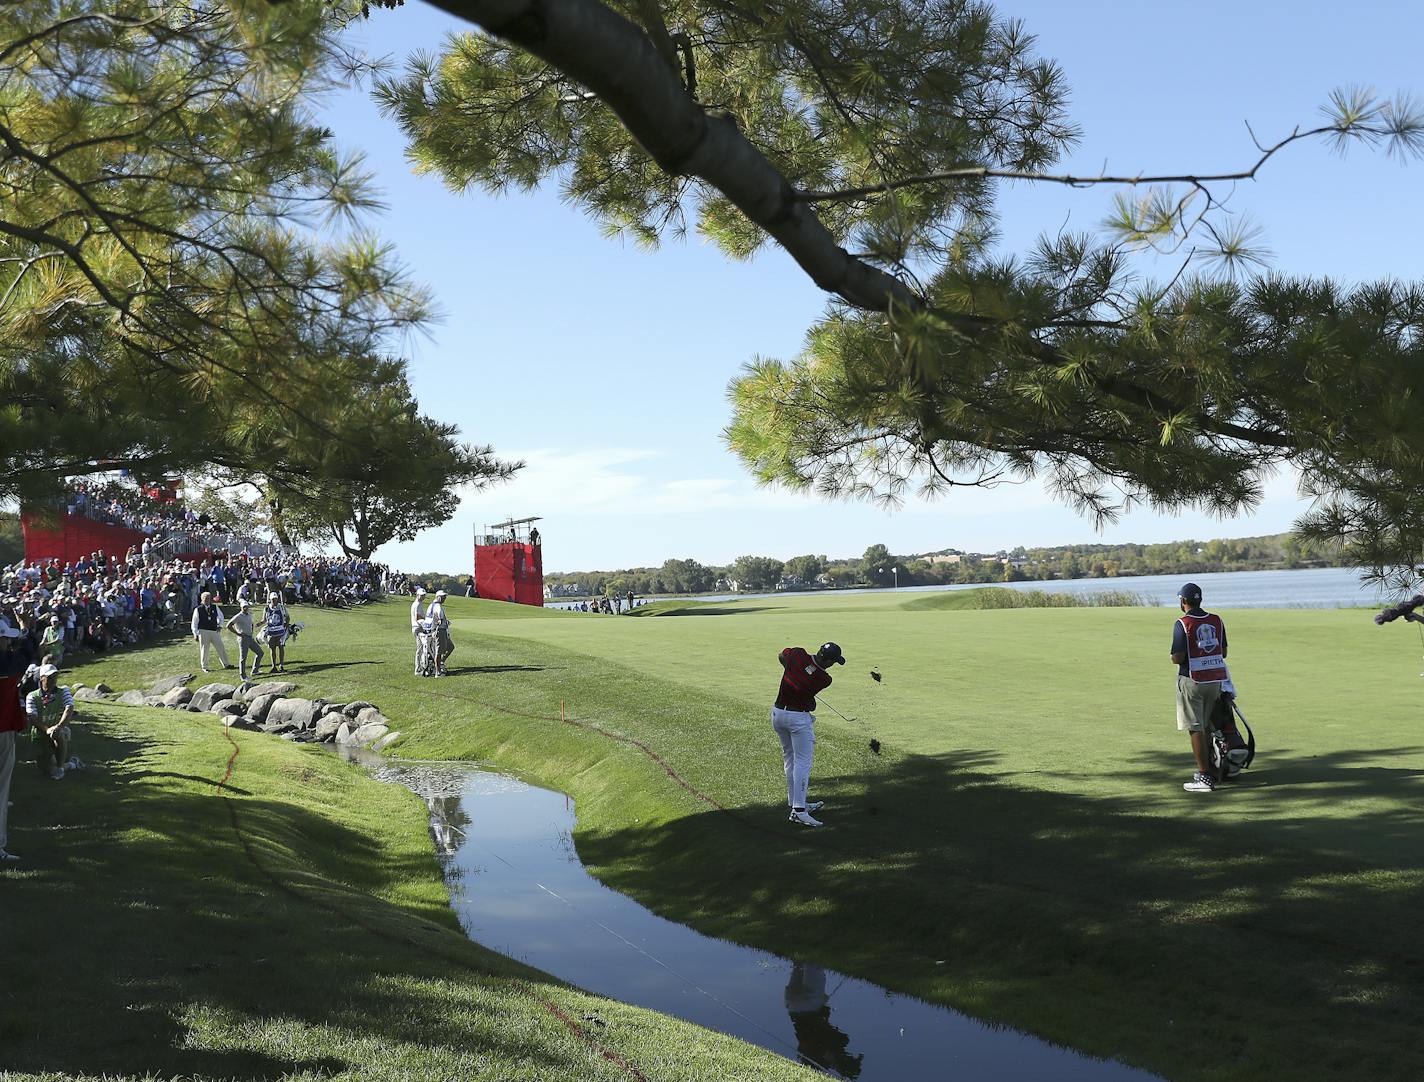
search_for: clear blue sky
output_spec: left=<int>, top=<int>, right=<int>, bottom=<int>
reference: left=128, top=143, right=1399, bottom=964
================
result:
left=316, top=1, right=1421, bottom=574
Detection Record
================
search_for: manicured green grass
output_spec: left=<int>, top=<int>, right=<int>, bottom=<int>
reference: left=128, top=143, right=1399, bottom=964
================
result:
left=46, top=591, right=1424, bottom=1081
left=0, top=701, right=820, bottom=1081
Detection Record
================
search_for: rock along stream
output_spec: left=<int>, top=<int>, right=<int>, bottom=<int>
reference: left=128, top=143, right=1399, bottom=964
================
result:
left=339, top=750, right=1159, bottom=1082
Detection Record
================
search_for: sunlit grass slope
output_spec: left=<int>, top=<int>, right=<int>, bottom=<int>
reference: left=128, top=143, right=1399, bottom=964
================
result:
left=0, top=700, right=820, bottom=1081
left=56, top=591, right=1424, bottom=1081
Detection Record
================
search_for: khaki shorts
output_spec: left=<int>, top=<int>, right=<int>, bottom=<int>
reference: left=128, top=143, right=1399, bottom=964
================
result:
left=1176, top=675, right=1222, bottom=732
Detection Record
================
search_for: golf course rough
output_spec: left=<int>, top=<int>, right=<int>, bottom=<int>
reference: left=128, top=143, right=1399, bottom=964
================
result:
left=28, top=590, right=1424, bottom=1082
left=1, top=702, right=822, bottom=1081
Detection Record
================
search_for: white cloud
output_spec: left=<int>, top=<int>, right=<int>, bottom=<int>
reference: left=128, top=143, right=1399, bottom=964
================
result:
left=457, top=447, right=789, bottom=517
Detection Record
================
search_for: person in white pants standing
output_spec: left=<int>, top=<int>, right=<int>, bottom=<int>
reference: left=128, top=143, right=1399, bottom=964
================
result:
left=190, top=591, right=230, bottom=672
left=771, top=641, right=845, bottom=827
left=410, top=588, right=427, bottom=674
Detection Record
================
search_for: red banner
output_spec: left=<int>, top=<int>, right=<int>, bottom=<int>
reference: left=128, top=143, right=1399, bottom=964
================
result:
left=474, top=542, right=544, bottom=606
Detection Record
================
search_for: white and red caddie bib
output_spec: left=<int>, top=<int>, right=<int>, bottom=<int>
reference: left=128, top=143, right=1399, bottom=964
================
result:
left=1178, top=612, right=1227, bottom=682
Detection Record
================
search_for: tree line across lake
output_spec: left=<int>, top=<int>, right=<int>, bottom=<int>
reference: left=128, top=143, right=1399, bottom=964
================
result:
left=542, top=532, right=1347, bottom=599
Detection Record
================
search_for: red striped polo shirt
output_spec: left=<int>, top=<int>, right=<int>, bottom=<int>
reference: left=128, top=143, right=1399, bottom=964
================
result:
left=775, top=647, right=832, bottom=712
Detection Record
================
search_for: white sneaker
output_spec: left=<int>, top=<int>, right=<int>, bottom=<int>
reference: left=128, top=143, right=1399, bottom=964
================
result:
left=0, top=850, right=19, bottom=865
left=50, top=767, right=65, bottom=780
left=789, top=808, right=823, bottom=827
left=805, top=800, right=824, bottom=812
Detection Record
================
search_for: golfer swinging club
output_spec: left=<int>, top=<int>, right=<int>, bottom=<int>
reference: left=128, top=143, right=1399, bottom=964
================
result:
left=772, top=641, right=845, bottom=827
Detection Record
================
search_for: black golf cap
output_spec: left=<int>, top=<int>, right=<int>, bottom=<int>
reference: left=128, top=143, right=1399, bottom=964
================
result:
left=1178, top=582, right=1203, bottom=604
left=815, top=642, right=846, bottom=666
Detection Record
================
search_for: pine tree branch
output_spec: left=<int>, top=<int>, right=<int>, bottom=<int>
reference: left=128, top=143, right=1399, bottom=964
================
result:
left=793, top=124, right=1349, bottom=203
left=423, top=0, right=1295, bottom=454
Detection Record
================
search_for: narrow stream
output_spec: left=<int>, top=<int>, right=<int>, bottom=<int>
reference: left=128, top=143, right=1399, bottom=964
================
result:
left=341, top=750, right=1159, bottom=1081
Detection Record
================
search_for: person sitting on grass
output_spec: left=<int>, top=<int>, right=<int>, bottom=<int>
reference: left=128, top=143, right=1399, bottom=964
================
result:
left=25, top=663, right=83, bottom=780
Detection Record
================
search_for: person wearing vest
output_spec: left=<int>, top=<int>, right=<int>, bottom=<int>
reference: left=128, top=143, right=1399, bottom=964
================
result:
left=190, top=591, right=230, bottom=672
left=263, top=592, right=291, bottom=673
left=772, top=641, right=845, bottom=827
left=1171, top=582, right=1228, bottom=792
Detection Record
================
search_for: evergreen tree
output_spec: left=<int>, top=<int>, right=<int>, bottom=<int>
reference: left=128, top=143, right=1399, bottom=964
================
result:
left=0, top=3, right=438, bottom=504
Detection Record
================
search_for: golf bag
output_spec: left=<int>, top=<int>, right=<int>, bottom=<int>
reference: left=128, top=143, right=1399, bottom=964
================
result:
left=1209, top=693, right=1255, bottom=781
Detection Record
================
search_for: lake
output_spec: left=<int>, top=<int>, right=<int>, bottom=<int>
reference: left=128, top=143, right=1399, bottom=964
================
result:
left=626, top=566, right=1398, bottom=611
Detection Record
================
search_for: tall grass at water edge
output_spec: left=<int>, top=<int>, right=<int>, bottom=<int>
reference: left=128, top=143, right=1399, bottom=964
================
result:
left=972, top=587, right=1151, bottom=608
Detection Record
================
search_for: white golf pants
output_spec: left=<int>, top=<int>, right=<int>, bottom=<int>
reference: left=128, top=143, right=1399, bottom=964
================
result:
left=196, top=629, right=229, bottom=670
left=771, top=707, right=816, bottom=809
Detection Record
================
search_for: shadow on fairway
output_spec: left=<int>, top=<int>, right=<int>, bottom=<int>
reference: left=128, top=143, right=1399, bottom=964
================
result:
left=282, top=659, right=380, bottom=675
left=634, top=605, right=786, bottom=617
left=577, top=745, right=1424, bottom=1080
left=1117, top=743, right=1424, bottom=859
left=446, top=664, right=547, bottom=675
left=3, top=720, right=572, bottom=1080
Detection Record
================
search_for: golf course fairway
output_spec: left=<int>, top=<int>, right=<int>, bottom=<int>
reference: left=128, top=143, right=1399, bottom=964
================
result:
left=12, top=589, right=1423, bottom=1081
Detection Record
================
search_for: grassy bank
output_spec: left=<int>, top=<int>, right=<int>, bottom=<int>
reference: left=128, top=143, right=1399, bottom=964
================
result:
left=43, top=591, right=1424, bottom=1081
left=0, top=701, right=819, bottom=1081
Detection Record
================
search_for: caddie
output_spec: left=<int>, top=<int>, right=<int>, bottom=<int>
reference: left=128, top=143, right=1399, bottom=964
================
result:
left=1171, top=582, right=1228, bottom=793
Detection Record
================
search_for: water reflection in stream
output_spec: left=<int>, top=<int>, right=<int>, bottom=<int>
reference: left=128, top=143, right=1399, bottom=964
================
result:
left=342, top=750, right=1159, bottom=1081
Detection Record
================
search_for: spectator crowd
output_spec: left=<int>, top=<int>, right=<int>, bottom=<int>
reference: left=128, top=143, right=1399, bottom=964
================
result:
left=0, top=496, right=409, bottom=866
left=2, top=545, right=398, bottom=665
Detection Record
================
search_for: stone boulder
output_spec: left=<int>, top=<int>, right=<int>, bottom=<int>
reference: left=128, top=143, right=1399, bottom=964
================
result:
left=143, top=695, right=166, bottom=708
left=350, top=721, right=390, bottom=747
left=212, top=700, right=246, bottom=717
left=116, top=689, right=148, bottom=707
left=94, top=682, right=114, bottom=695
left=319, top=702, right=347, bottom=718
left=148, top=674, right=194, bottom=697
left=73, top=687, right=111, bottom=702
left=372, top=731, right=403, bottom=753
left=162, top=686, right=193, bottom=707
left=240, top=681, right=297, bottom=702
left=265, top=697, right=318, bottom=731
left=334, top=721, right=353, bottom=745
left=244, top=693, right=281, bottom=726
left=314, top=713, right=346, bottom=742
left=341, top=701, right=375, bottom=718
left=190, top=683, right=238, bottom=712
left=354, top=706, right=389, bottom=730
left=224, top=714, right=259, bottom=731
